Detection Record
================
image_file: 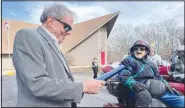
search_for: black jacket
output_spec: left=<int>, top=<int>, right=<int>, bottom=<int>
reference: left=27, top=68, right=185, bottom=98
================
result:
left=118, top=55, right=163, bottom=89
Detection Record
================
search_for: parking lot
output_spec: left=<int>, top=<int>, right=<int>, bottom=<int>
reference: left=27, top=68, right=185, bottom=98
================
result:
left=1, top=72, right=117, bottom=107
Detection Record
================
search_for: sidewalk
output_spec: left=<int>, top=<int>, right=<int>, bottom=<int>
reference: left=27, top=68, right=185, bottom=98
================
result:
left=1, top=70, right=16, bottom=76
left=1, top=72, right=117, bottom=107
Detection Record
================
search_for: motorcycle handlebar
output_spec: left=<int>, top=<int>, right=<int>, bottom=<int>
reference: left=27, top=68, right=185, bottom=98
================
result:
left=95, top=65, right=125, bottom=81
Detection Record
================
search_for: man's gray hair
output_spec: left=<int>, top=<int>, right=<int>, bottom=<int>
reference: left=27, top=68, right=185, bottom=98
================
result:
left=40, top=3, right=76, bottom=23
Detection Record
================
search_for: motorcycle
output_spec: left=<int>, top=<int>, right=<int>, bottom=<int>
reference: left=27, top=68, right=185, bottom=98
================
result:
left=96, top=65, right=169, bottom=107
left=158, top=45, right=184, bottom=95
left=101, top=63, right=184, bottom=95
left=97, top=63, right=184, bottom=107
left=159, top=65, right=184, bottom=95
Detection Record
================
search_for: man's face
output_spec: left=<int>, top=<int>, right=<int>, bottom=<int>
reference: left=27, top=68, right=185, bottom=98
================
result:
left=48, top=16, right=73, bottom=44
left=133, top=46, right=147, bottom=59
left=93, top=58, right=97, bottom=62
left=150, top=48, right=155, bottom=56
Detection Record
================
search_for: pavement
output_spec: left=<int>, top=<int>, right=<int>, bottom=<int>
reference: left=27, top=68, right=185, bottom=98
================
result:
left=1, top=72, right=117, bottom=107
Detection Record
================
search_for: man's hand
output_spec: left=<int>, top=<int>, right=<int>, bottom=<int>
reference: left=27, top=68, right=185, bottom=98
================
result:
left=83, top=80, right=105, bottom=94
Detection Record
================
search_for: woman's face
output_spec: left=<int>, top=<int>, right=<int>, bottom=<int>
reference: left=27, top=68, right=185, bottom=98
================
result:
left=133, top=46, right=147, bottom=59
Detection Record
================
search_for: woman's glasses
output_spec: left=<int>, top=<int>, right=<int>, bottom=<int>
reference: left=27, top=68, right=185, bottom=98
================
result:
left=133, top=46, right=146, bottom=51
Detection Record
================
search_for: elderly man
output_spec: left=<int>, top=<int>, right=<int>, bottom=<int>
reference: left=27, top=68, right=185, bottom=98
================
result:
left=12, top=4, right=105, bottom=107
left=148, top=47, right=162, bottom=66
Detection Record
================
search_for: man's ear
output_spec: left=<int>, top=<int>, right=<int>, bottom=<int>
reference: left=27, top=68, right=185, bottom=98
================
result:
left=47, top=17, right=54, bottom=27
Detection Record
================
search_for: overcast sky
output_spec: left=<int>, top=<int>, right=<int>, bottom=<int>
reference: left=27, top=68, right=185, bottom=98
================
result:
left=2, top=1, right=184, bottom=26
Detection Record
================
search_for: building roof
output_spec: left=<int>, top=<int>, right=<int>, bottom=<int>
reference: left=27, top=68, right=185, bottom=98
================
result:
left=63, top=12, right=119, bottom=53
left=1, top=12, right=119, bottom=54
left=1, top=19, right=39, bottom=54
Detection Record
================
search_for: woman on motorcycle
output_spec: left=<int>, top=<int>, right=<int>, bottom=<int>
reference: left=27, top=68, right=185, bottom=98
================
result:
left=118, top=40, right=184, bottom=107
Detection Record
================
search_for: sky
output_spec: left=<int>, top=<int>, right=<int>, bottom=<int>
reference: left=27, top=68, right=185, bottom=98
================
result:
left=1, top=1, right=184, bottom=26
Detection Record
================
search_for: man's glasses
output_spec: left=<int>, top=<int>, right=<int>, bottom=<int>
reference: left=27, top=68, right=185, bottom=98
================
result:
left=55, top=18, right=72, bottom=32
left=133, top=46, right=146, bottom=51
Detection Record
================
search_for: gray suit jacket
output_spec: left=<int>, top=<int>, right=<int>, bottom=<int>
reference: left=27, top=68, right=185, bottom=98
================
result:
left=12, top=26, right=83, bottom=107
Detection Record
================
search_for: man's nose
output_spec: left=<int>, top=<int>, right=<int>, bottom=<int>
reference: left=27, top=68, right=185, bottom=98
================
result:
left=136, top=49, right=141, bottom=51
left=66, top=31, right=71, bottom=35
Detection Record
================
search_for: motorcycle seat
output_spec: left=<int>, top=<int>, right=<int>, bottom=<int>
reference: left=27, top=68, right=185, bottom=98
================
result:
left=146, top=79, right=167, bottom=97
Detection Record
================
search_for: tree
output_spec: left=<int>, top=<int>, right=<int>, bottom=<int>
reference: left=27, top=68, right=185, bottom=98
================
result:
left=107, top=24, right=134, bottom=62
left=108, top=19, right=184, bottom=61
left=175, top=26, right=184, bottom=45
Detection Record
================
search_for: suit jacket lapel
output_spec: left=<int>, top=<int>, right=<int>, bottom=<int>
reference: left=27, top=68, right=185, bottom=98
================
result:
left=36, top=26, right=72, bottom=78
left=60, top=52, right=74, bottom=81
